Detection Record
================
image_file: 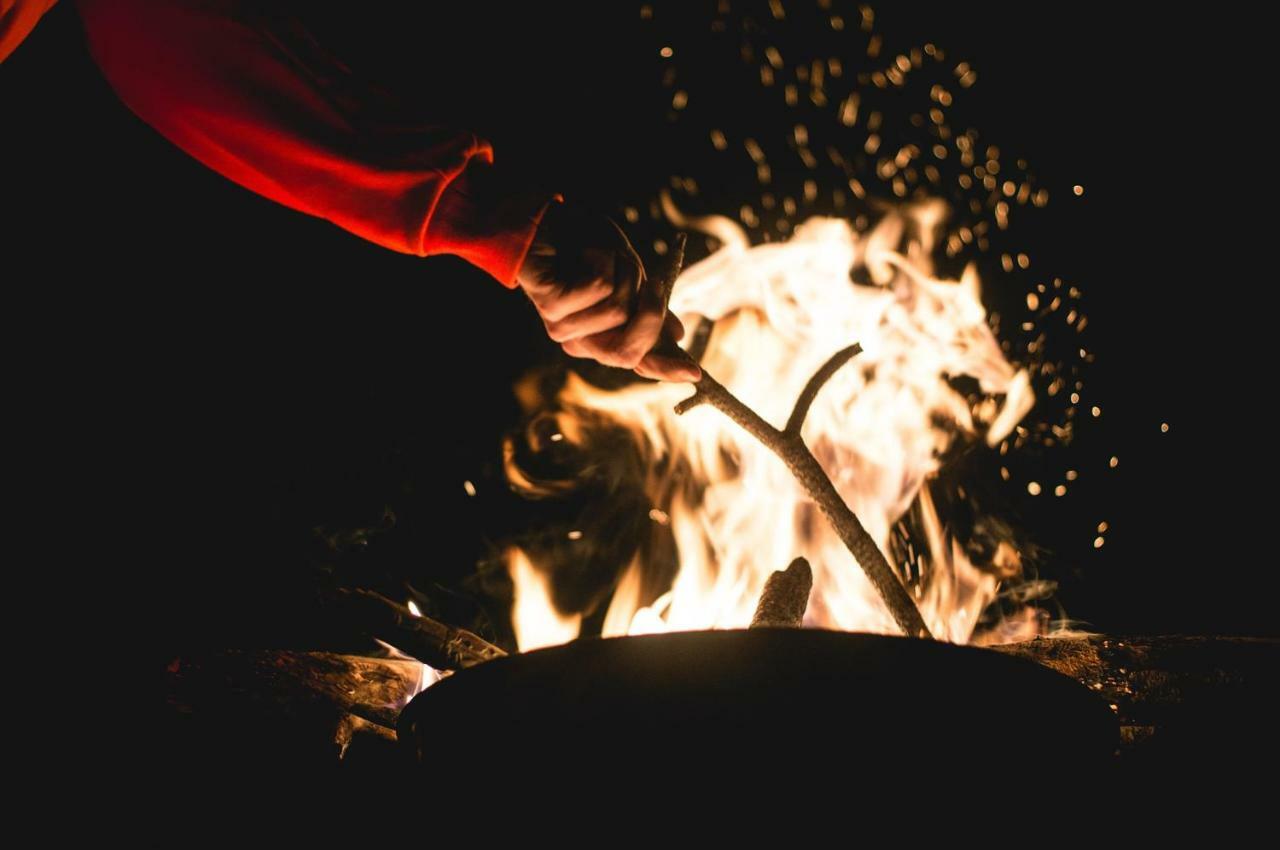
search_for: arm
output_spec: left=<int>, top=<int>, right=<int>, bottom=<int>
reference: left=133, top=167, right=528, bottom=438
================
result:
left=74, top=0, right=550, bottom=287
left=75, top=0, right=696, bottom=381
left=1, top=0, right=58, bottom=63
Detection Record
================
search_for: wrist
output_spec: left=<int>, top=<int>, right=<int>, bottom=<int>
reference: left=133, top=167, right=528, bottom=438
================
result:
left=428, top=157, right=561, bottom=288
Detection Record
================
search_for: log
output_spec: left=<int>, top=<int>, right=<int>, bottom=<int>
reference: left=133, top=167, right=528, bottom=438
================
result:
left=332, top=587, right=506, bottom=671
left=988, top=635, right=1280, bottom=759
left=750, top=557, right=813, bottom=628
left=166, top=650, right=422, bottom=728
left=163, top=650, right=422, bottom=771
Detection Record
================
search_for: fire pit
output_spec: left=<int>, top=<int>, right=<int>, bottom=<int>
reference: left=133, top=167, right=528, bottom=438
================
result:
left=397, top=630, right=1117, bottom=782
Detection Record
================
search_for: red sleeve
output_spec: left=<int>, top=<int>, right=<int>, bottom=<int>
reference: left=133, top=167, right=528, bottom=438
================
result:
left=1, top=0, right=59, bottom=63
left=74, top=0, right=552, bottom=287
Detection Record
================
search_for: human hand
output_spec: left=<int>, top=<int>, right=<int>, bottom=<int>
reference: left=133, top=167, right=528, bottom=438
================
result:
left=516, top=203, right=700, bottom=382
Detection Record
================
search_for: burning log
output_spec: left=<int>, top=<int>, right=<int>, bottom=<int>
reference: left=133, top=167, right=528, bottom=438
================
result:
left=653, top=234, right=933, bottom=639
left=163, top=650, right=421, bottom=770
left=989, top=635, right=1280, bottom=758
left=333, top=587, right=506, bottom=671
left=166, top=650, right=419, bottom=727
left=750, top=557, right=813, bottom=628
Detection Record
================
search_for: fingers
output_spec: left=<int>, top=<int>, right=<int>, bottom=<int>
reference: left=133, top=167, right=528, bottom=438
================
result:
left=559, top=265, right=701, bottom=382
left=539, top=247, right=641, bottom=342
left=634, top=352, right=701, bottom=383
left=559, top=319, right=654, bottom=369
left=564, top=334, right=701, bottom=383
left=524, top=208, right=698, bottom=382
left=634, top=314, right=700, bottom=382
left=543, top=292, right=630, bottom=342
left=526, top=276, right=614, bottom=323
left=663, top=312, right=686, bottom=343
left=581, top=298, right=665, bottom=370
left=562, top=305, right=700, bottom=383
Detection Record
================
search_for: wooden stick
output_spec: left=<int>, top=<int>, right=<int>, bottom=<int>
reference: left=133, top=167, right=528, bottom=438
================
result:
left=784, top=344, right=863, bottom=436
left=652, top=235, right=932, bottom=638
left=750, top=557, right=813, bottom=628
left=334, top=588, right=506, bottom=671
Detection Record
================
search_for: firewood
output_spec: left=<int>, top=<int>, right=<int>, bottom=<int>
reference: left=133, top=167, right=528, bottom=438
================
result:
left=165, top=649, right=421, bottom=730
left=750, top=557, right=813, bottom=628
left=333, top=587, right=506, bottom=671
left=988, top=634, right=1280, bottom=755
left=651, top=234, right=932, bottom=638
left=163, top=650, right=420, bottom=771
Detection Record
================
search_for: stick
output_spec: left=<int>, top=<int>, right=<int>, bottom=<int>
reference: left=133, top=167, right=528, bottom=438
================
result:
left=750, top=557, right=813, bottom=628
left=334, top=588, right=507, bottom=671
left=652, top=235, right=932, bottom=638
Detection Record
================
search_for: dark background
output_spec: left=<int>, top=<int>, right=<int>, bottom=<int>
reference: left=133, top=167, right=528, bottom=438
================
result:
left=3, top=2, right=1269, bottom=651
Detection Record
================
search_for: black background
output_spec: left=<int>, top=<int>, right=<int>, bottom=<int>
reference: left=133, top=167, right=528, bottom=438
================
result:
left=2, top=2, right=1270, bottom=652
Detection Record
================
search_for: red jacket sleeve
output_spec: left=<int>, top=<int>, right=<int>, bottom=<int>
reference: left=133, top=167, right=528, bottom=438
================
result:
left=75, top=0, right=551, bottom=287
left=1, top=0, right=58, bottom=63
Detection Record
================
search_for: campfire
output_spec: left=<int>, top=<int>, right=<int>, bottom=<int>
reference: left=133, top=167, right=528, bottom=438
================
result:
left=350, top=203, right=1044, bottom=695
left=156, top=2, right=1279, bottom=788
left=167, top=205, right=1276, bottom=782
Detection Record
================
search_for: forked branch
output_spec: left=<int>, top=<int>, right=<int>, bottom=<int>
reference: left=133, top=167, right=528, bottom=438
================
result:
left=652, top=234, right=932, bottom=639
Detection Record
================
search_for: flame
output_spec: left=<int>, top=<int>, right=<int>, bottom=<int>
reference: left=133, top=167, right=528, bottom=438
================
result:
left=380, top=602, right=445, bottom=703
left=512, top=203, right=1043, bottom=647
left=509, top=546, right=583, bottom=651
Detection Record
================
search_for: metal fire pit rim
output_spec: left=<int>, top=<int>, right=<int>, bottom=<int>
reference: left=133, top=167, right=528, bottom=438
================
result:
left=398, top=627, right=1118, bottom=735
